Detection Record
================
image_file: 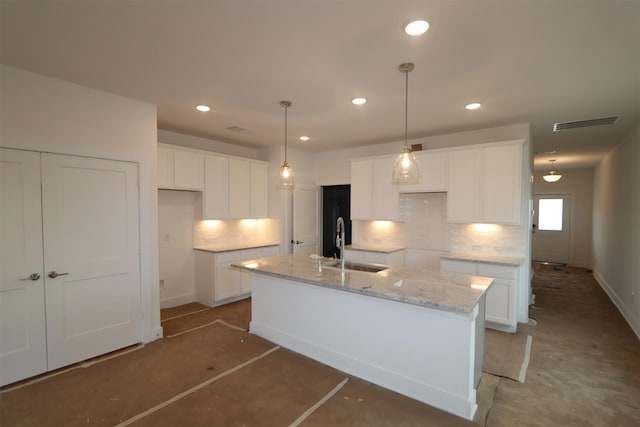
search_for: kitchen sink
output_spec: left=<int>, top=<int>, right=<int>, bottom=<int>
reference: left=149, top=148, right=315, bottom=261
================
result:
left=323, top=260, right=389, bottom=273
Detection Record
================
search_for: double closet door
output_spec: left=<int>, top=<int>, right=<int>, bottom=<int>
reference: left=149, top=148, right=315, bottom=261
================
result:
left=0, top=148, right=141, bottom=386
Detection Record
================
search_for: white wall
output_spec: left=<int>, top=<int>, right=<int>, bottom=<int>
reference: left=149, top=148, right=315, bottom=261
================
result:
left=592, top=124, right=640, bottom=339
left=0, top=65, right=162, bottom=341
left=533, top=168, right=594, bottom=268
left=158, top=190, right=197, bottom=308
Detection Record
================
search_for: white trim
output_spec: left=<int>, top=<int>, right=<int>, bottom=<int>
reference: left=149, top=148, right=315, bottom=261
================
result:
left=160, top=292, right=196, bottom=309
left=593, top=270, right=640, bottom=340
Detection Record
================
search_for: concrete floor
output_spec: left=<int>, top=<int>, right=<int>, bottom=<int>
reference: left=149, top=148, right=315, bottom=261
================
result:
left=1, top=265, right=638, bottom=426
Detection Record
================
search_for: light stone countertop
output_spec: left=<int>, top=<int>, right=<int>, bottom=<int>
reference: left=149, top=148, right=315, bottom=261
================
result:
left=345, top=244, right=405, bottom=253
left=194, top=242, right=279, bottom=253
left=440, top=252, right=525, bottom=266
left=232, top=254, right=492, bottom=314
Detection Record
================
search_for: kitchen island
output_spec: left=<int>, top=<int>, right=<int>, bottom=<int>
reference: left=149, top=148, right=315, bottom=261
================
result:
left=232, top=254, right=493, bottom=420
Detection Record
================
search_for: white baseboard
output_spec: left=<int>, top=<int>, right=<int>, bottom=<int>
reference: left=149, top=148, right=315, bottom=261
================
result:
left=160, top=292, right=195, bottom=309
left=593, top=270, right=640, bottom=341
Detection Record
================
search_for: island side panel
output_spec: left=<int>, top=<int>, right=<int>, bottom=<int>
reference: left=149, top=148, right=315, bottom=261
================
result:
left=249, top=273, right=480, bottom=420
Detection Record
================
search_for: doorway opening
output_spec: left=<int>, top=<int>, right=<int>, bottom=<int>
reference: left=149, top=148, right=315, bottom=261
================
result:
left=532, top=193, right=572, bottom=265
left=322, top=185, right=352, bottom=258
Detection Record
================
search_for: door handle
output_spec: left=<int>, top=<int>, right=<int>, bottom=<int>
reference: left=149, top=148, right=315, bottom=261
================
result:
left=291, top=240, right=304, bottom=245
left=48, top=271, right=69, bottom=279
left=20, top=273, right=41, bottom=281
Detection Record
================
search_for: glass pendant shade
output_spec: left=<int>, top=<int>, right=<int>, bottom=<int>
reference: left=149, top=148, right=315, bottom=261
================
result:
left=392, top=146, right=419, bottom=184
left=278, top=161, right=294, bottom=188
left=278, top=100, right=294, bottom=189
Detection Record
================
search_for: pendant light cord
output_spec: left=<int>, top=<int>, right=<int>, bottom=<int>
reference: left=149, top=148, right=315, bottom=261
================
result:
left=284, top=104, right=288, bottom=163
left=404, top=68, right=409, bottom=150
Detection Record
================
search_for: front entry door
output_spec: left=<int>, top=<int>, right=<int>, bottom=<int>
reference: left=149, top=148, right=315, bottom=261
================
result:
left=42, top=154, right=142, bottom=370
left=0, top=149, right=48, bottom=385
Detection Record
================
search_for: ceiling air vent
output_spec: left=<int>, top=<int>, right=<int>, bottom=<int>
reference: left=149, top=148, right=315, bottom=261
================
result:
left=553, top=116, right=618, bottom=132
left=226, top=125, right=251, bottom=133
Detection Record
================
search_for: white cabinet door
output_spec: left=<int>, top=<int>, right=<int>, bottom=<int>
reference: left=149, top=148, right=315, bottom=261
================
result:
left=447, top=149, right=481, bottom=223
left=173, top=149, right=204, bottom=190
left=372, top=157, right=399, bottom=221
left=482, top=145, right=521, bottom=224
left=42, top=154, right=141, bottom=370
left=350, top=157, right=399, bottom=221
left=157, top=146, right=174, bottom=189
left=447, top=142, right=522, bottom=225
left=350, top=159, right=373, bottom=220
left=215, top=263, right=241, bottom=301
left=229, top=159, right=251, bottom=218
left=441, top=258, right=517, bottom=331
left=202, top=155, right=229, bottom=219
left=398, top=151, right=448, bottom=193
left=250, top=162, right=268, bottom=218
left=0, top=149, right=47, bottom=386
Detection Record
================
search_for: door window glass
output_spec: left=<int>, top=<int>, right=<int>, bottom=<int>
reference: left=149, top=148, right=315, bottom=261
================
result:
left=538, top=199, right=563, bottom=231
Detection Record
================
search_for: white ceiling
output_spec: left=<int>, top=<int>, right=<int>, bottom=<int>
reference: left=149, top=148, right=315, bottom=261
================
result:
left=1, top=1, right=638, bottom=170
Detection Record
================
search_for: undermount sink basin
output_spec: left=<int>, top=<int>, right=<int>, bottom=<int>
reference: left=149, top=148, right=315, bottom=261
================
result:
left=323, top=260, right=389, bottom=273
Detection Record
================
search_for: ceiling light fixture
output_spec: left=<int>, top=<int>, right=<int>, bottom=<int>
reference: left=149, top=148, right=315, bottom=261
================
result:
left=299, top=136, right=310, bottom=142
left=404, top=20, right=429, bottom=36
left=392, top=62, right=419, bottom=185
left=465, top=102, right=481, bottom=110
left=278, top=100, right=294, bottom=189
left=352, top=97, right=367, bottom=105
left=543, top=160, right=562, bottom=183
left=195, top=105, right=211, bottom=112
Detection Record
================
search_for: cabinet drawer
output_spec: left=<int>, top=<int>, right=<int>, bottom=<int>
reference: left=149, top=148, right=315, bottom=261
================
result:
left=242, top=248, right=262, bottom=261
left=260, top=246, right=279, bottom=257
left=441, top=259, right=476, bottom=275
left=215, top=250, right=243, bottom=264
left=478, top=263, right=517, bottom=280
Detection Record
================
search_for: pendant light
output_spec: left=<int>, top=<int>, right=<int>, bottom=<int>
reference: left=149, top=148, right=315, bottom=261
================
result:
left=392, top=62, right=419, bottom=185
left=543, top=159, right=562, bottom=183
left=278, top=100, right=294, bottom=189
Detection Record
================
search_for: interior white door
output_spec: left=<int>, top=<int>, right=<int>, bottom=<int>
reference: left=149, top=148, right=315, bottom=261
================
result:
left=0, top=149, right=47, bottom=386
left=41, top=154, right=141, bottom=370
left=532, top=194, right=571, bottom=264
left=292, top=186, right=319, bottom=255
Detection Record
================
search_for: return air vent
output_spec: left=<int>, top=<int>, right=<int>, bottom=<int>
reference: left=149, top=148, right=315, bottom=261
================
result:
left=226, top=125, right=251, bottom=133
left=553, top=116, right=618, bottom=131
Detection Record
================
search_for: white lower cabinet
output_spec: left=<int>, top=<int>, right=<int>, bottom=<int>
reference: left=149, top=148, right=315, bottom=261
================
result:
left=195, top=246, right=278, bottom=306
left=344, top=248, right=404, bottom=267
left=440, top=259, right=518, bottom=332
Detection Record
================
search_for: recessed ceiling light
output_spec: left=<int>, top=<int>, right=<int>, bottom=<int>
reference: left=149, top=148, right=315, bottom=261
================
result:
left=299, top=136, right=310, bottom=142
left=404, top=20, right=429, bottom=36
left=195, top=105, right=211, bottom=112
left=465, top=102, right=481, bottom=110
left=352, top=97, right=367, bottom=105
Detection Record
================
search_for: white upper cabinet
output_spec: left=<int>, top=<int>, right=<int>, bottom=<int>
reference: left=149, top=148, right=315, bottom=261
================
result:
left=447, top=149, right=482, bottom=223
left=350, top=156, right=399, bottom=221
left=157, top=144, right=204, bottom=191
left=447, top=141, right=523, bottom=225
left=250, top=162, right=269, bottom=218
left=398, top=151, right=448, bottom=193
left=229, top=158, right=251, bottom=218
left=202, top=155, right=229, bottom=219
left=201, top=155, right=268, bottom=220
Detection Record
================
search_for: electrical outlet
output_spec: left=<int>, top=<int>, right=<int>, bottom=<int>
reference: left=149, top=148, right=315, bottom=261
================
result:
left=159, top=279, right=165, bottom=290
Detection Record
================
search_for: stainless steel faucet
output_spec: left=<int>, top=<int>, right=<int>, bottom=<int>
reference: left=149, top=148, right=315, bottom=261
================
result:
left=336, top=216, right=345, bottom=272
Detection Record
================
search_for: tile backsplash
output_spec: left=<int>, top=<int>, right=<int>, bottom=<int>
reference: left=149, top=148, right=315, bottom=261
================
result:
left=353, top=192, right=526, bottom=258
left=193, top=218, right=278, bottom=247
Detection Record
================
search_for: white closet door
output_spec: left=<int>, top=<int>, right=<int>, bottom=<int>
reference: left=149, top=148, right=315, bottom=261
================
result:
left=0, top=149, right=47, bottom=386
left=41, top=154, right=141, bottom=370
